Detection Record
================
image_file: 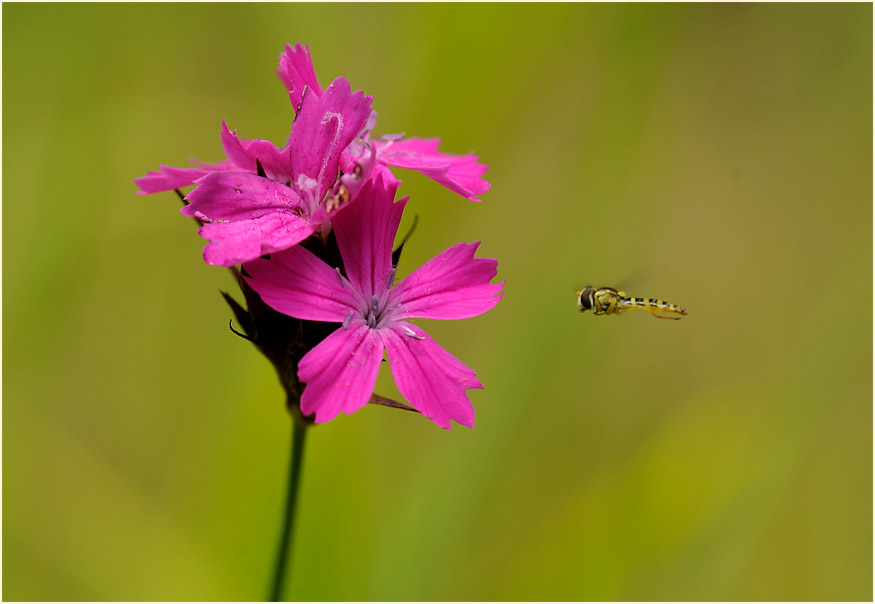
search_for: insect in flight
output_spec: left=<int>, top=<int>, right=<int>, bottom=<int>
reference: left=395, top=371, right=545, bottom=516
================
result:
left=575, top=286, right=687, bottom=320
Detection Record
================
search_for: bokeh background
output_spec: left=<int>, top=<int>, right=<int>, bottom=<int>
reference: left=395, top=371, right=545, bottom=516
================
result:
left=4, top=3, right=871, bottom=601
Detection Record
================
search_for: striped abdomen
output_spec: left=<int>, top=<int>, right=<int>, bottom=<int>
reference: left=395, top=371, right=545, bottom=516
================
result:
left=619, top=296, right=687, bottom=317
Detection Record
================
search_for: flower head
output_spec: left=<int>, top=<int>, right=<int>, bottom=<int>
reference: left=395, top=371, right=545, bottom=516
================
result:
left=242, top=174, right=503, bottom=428
left=180, top=78, right=373, bottom=266
left=135, top=42, right=491, bottom=267
left=135, top=46, right=374, bottom=267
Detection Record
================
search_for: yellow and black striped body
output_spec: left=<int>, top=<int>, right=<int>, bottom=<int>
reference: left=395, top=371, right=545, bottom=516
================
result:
left=575, top=286, right=687, bottom=320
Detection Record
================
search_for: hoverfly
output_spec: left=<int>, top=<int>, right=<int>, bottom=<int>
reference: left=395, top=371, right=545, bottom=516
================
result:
left=575, top=286, right=687, bottom=320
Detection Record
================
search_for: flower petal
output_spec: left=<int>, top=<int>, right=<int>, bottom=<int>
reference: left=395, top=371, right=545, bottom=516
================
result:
left=221, top=121, right=292, bottom=180
left=134, top=165, right=210, bottom=194
left=298, top=325, right=384, bottom=424
left=381, top=322, right=480, bottom=429
left=392, top=242, right=503, bottom=320
left=276, top=42, right=323, bottom=110
left=288, top=77, right=373, bottom=207
left=331, top=173, right=406, bottom=297
left=198, top=212, right=316, bottom=267
left=373, top=137, right=490, bottom=202
left=182, top=170, right=312, bottom=265
left=243, top=244, right=360, bottom=322
left=182, top=171, right=302, bottom=221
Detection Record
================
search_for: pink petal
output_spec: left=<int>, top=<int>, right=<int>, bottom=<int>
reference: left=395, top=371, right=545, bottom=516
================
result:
left=392, top=242, right=503, bottom=320
left=182, top=171, right=302, bottom=221
left=373, top=137, right=490, bottom=202
left=134, top=165, right=209, bottom=194
left=276, top=42, right=323, bottom=110
left=243, top=245, right=360, bottom=322
left=183, top=170, right=313, bottom=265
left=331, top=173, right=406, bottom=296
left=198, top=212, right=316, bottom=267
left=221, top=121, right=292, bottom=180
left=298, top=325, right=384, bottom=424
left=381, top=322, right=480, bottom=429
left=288, top=78, right=373, bottom=205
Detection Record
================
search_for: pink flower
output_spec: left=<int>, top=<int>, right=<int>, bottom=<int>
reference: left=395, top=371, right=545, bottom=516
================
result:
left=134, top=41, right=490, bottom=267
left=278, top=43, right=491, bottom=202
left=135, top=47, right=373, bottom=267
left=242, top=174, right=503, bottom=429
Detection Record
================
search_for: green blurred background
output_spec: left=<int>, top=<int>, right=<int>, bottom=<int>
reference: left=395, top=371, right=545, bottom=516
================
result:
left=4, top=3, right=871, bottom=601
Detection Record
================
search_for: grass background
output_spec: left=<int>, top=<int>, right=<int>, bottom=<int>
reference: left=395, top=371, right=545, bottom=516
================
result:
left=3, top=3, right=871, bottom=601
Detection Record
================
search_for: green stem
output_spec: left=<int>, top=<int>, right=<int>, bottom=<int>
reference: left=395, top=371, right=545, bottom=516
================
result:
left=269, top=418, right=308, bottom=602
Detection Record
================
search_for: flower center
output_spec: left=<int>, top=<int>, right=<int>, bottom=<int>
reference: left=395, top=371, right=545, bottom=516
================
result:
left=362, top=269, right=400, bottom=330
left=341, top=270, right=401, bottom=332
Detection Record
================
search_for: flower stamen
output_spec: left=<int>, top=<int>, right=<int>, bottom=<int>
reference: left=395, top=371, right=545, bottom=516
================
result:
left=367, top=295, right=380, bottom=329
left=324, top=183, right=350, bottom=213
